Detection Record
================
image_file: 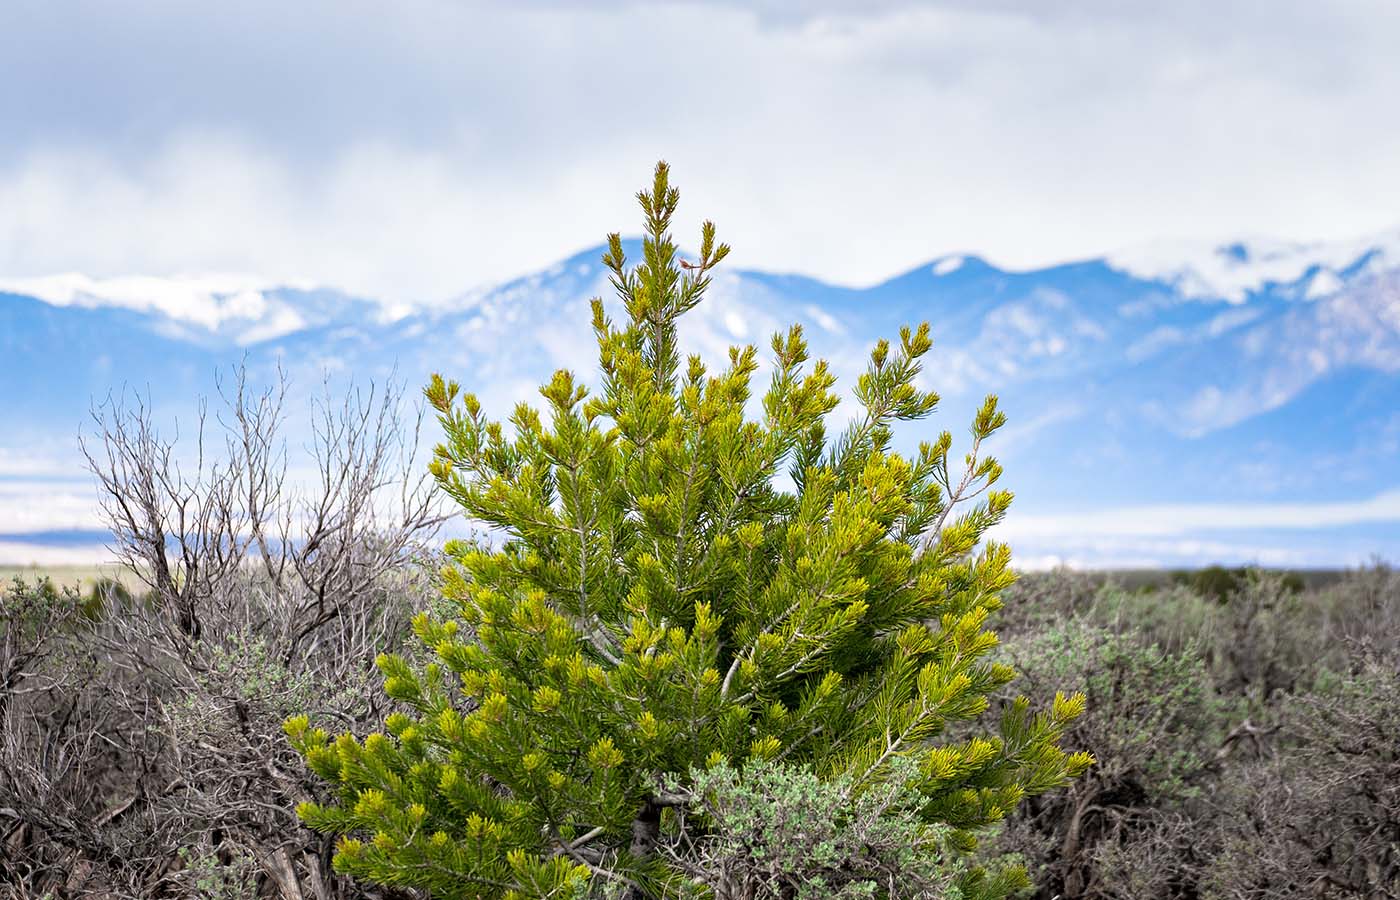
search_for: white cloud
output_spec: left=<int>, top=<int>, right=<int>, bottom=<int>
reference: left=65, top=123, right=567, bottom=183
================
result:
left=0, top=540, right=112, bottom=567
left=0, top=481, right=103, bottom=533
left=0, top=448, right=75, bottom=479
left=1001, top=489, right=1400, bottom=540
left=0, top=272, right=300, bottom=329
left=1010, top=540, right=1314, bottom=572
left=1, top=2, right=1399, bottom=300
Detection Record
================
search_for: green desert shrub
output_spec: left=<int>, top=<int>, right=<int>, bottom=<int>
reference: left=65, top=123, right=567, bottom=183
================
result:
left=988, top=621, right=1231, bottom=899
left=654, top=759, right=974, bottom=900
left=985, top=566, right=1400, bottom=899
left=1204, top=652, right=1400, bottom=899
left=992, top=568, right=1107, bottom=634
left=1083, top=582, right=1221, bottom=658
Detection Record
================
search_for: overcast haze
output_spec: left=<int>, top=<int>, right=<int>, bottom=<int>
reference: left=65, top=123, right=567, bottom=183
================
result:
left=3, top=0, right=1400, bottom=301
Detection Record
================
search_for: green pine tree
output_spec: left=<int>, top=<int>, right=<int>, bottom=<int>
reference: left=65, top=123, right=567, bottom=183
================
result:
left=287, top=162, right=1091, bottom=900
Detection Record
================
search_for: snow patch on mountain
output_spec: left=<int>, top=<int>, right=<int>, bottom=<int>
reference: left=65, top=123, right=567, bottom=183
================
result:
left=931, top=255, right=965, bottom=276
left=1304, top=268, right=1345, bottom=299
left=0, top=273, right=307, bottom=328
left=802, top=304, right=846, bottom=335
left=1107, top=229, right=1400, bottom=303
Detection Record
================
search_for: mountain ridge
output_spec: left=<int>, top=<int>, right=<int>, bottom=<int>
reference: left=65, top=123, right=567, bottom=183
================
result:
left=3, top=231, right=1399, bottom=568
left=7, top=225, right=1400, bottom=348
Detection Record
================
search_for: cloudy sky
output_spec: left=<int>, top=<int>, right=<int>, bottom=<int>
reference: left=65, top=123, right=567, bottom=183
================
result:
left=3, top=0, right=1400, bottom=302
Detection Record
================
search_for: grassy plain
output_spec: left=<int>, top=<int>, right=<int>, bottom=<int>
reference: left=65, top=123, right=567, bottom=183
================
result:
left=0, top=563, right=139, bottom=592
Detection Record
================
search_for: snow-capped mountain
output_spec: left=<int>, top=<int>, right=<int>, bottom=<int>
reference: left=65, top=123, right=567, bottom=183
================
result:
left=4, top=231, right=1400, bottom=569
left=0, top=273, right=402, bottom=346
left=1106, top=229, right=1400, bottom=303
